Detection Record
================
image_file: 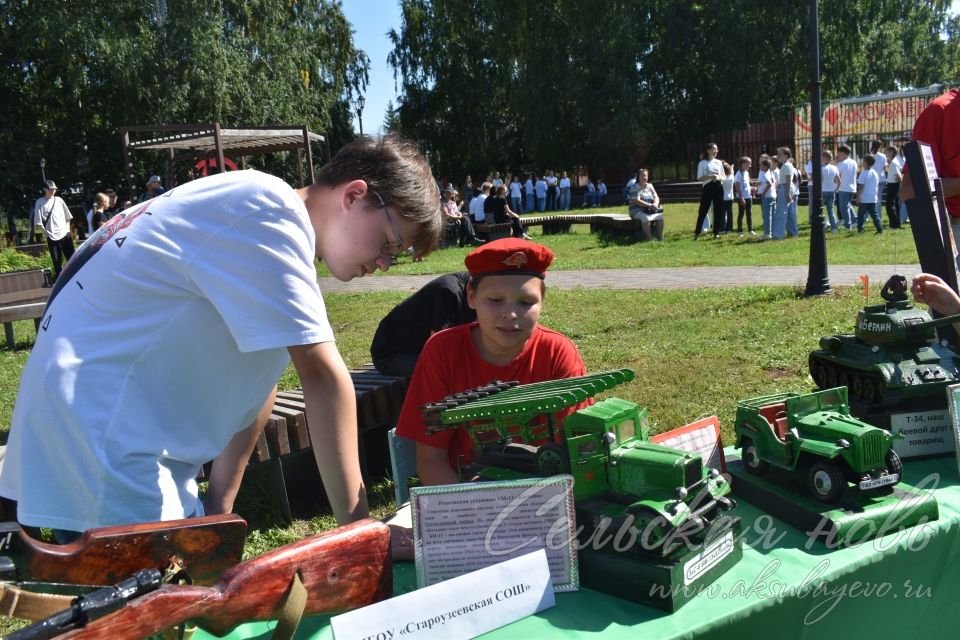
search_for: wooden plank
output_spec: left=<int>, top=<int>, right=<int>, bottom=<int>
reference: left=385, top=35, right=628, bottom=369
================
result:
left=250, top=430, right=271, bottom=463
left=269, top=404, right=310, bottom=450
left=264, top=415, right=290, bottom=456
left=0, top=302, right=46, bottom=323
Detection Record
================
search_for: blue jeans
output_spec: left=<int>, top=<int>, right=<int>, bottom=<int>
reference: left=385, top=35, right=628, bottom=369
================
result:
left=858, top=202, right=882, bottom=232
left=537, top=196, right=546, bottom=212
left=900, top=201, right=909, bottom=224
left=525, top=193, right=534, bottom=211
left=560, top=188, right=571, bottom=210
left=761, top=196, right=775, bottom=236
left=583, top=193, right=594, bottom=207
left=787, top=196, right=799, bottom=237
left=773, top=185, right=790, bottom=239
left=511, top=196, right=522, bottom=213
left=822, top=191, right=838, bottom=231
left=838, top=191, right=856, bottom=228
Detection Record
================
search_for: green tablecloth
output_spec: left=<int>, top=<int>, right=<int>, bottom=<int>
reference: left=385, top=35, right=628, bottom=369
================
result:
left=201, top=454, right=960, bottom=640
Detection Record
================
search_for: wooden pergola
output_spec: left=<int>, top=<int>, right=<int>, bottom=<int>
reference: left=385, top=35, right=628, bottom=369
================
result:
left=120, top=123, right=330, bottom=200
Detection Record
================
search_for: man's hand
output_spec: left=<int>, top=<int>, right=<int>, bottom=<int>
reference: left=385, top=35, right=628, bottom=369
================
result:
left=912, top=273, right=960, bottom=316
left=290, top=342, right=370, bottom=524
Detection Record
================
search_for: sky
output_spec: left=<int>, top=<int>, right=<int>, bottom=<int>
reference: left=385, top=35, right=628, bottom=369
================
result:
left=344, top=0, right=960, bottom=136
left=342, top=1, right=402, bottom=136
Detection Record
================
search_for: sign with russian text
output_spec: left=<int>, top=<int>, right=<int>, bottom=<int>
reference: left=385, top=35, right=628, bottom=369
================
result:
left=652, top=415, right=726, bottom=473
left=889, top=410, right=954, bottom=458
left=794, top=90, right=938, bottom=139
left=947, top=385, right=960, bottom=474
left=331, top=550, right=554, bottom=640
left=410, top=476, right=578, bottom=592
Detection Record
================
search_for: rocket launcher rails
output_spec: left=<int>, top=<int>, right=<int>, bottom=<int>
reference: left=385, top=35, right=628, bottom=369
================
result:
left=54, top=518, right=392, bottom=639
left=422, top=369, right=635, bottom=439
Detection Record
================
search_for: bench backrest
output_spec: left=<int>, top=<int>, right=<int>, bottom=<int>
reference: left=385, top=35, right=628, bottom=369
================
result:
left=0, top=269, right=45, bottom=294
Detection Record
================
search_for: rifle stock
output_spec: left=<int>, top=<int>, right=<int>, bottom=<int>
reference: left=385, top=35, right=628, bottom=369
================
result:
left=59, top=518, right=392, bottom=638
left=0, top=514, right=247, bottom=587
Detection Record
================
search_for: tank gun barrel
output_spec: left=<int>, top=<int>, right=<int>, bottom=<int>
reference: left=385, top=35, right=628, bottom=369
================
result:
left=907, top=312, right=960, bottom=333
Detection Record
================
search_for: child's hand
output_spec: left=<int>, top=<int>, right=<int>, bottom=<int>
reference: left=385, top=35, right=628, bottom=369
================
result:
left=912, top=273, right=960, bottom=316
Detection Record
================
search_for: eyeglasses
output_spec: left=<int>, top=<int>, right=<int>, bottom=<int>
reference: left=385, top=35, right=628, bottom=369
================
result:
left=371, top=190, right=406, bottom=257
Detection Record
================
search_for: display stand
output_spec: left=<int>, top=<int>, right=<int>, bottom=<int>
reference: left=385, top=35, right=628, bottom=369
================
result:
left=727, top=450, right=938, bottom=547
left=577, top=516, right=742, bottom=612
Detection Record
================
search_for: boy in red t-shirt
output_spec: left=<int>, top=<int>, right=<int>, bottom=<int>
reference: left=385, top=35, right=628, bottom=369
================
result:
left=395, top=238, right=588, bottom=485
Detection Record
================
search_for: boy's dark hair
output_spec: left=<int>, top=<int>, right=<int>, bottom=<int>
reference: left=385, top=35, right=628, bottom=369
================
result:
left=885, top=145, right=899, bottom=155
left=738, top=156, right=751, bottom=168
left=838, top=144, right=851, bottom=155
left=760, top=158, right=771, bottom=169
left=315, top=134, right=442, bottom=258
left=863, top=154, right=876, bottom=167
left=777, top=146, right=792, bottom=158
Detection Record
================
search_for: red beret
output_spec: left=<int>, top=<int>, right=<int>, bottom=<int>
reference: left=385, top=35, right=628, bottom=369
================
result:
left=464, top=238, right=554, bottom=279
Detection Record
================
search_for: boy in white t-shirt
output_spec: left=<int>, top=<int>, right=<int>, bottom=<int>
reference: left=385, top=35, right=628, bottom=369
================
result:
left=820, top=150, right=841, bottom=233
left=837, top=145, right=859, bottom=230
left=856, top=153, right=883, bottom=233
left=0, top=136, right=443, bottom=541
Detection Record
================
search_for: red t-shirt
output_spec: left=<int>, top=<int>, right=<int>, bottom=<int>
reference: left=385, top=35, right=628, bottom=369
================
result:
left=912, top=88, right=960, bottom=218
left=395, top=322, right=589, bottom=471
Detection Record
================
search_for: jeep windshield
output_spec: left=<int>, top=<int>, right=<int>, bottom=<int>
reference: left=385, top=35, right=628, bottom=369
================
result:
left=786, top=387, right=847, bottom=416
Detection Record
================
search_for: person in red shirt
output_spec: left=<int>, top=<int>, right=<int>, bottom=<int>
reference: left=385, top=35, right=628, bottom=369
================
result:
left=395, top=238, right=588, bottom=485
left=901, top=88, right=960, bottom=228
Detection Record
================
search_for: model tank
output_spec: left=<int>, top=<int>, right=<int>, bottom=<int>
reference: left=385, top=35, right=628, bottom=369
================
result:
left=808, top=275, right=960, bottom=406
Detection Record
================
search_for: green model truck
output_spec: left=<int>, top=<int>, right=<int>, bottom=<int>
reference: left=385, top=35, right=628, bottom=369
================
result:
left=734, top=386, right=903, bottom=503
left=422, top=370, right=736, bottom=555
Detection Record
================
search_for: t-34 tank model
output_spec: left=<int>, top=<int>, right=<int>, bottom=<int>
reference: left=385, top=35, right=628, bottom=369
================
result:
left=808, top=274, right=960, bottom=406
left=421, top=369, right=735, bottom=556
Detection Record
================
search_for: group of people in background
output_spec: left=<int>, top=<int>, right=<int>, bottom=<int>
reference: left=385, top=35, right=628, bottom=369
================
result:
left=452, top=171, right=608, bottom=214
left=694, top=140, right=908, bottom=240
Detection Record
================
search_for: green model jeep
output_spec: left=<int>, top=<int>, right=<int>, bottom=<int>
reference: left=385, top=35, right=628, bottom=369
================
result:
left=734, top=386, right=903, bottom=503
left=423, top=370, right=736, bottom=555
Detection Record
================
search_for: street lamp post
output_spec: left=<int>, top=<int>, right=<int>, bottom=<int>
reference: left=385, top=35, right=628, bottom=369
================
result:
left=804, top=0, right=831, bottom=296
left=40, top=158, right=46, bottom=183
left=356, top=95, right=366, bottom=138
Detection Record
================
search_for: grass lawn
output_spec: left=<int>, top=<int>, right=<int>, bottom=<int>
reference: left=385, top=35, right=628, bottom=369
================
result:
left=315, top=202, right=920, bottom=277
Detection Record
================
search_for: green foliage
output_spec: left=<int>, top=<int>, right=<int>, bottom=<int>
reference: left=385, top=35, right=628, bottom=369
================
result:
left=0, top=0, right=368, bottom=211
left=388, top=0, right=960, bottom=177
left=0, top=249, right=49, bottom=273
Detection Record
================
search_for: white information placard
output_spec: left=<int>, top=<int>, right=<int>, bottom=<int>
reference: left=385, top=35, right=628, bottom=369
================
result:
left=947, top=384, right=960, bottom=475
left=889, top=410, right=955, bottom=458
left=410, top=476, right=578, bottom=592
left=331, top=550, right=555, bottom=640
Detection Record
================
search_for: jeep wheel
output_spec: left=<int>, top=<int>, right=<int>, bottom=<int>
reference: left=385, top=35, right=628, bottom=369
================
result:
left=885, top=449, right=903, bottom=483
left=536, top=442, right=571, bottom=476
left=741, top=440, right=769, bottom=476
left=808, top=460, right=846, bottom=503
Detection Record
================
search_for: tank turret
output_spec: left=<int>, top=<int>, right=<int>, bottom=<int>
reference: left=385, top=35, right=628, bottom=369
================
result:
left=809, top=275, right=960, bottom=406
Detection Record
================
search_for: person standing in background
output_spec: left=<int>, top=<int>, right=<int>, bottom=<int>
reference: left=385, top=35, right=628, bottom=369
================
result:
left=31, top=180, right=74, bottom=280
left=694, top=142, right=725, bottom=239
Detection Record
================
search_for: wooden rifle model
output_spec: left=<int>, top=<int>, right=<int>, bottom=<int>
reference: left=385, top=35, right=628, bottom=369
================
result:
left=16, top=518, right=391, bottom=639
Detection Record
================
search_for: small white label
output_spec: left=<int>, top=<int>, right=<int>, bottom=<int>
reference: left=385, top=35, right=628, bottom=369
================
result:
left=331, top=550, right=554, bottom=640
left=683, top=530, right=735, bottom=586
left=859, top=474, right=899, bottom=490
left=889, top=411, right=954, bottom=457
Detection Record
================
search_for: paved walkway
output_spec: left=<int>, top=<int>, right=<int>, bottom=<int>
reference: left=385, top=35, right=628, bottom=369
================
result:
left=318, top=264, right=922, bottom=293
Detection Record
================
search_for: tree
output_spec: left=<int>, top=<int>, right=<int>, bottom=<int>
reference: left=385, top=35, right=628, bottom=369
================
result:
left=383, top=100, right=402, bottom=133
left=0, top=0, right=369, bottom=216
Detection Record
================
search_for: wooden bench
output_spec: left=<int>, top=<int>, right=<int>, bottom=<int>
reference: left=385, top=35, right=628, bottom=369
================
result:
left=474, top=222, right=513, bottom=241
left=14, top=244, right=47, bottom=258
left=0, top=269, right=50, bottom=348
left=241, top=366, right=409, bottom=521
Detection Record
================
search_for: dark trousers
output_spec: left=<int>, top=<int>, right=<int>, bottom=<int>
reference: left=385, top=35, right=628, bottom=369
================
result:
left=456, top=216, right=480, bottom=246
left=547, top=186, right=557, bottom=211
left=723, top=200, right=734, bottom=231
left=508, top=217, right=526, bottom=238
left=47, top=234, right=75, bottom=278
left=885, top=182, right=901, bottom=229
left=738, top=198, right=753, bottom=232
left=695, top=181, right=725, bottom=237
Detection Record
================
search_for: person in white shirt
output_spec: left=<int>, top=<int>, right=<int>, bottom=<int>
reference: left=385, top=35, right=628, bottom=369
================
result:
left=695, top=143, right=725, bottom=238
left=883, top=146, right=903, bottom=229
left=1, top=136, right=443, bottom=542
left=535, top=176, right=548, bottom=211
left=856, top=153, right=883, bottom=233
left=31, top=179, right=75, bottom=279
left=490, top=171, right=503, bottom=188
left=545, top=171, right=558, bottom=210
left=559, top=172, right=572, bottom=210
left=627, top=168, right=663, bottom=241
left=804, top=157, right=814, bottom=219
left=734, top=157, right=754, bottom=235
left=787, top=155, right=801, bottom=237
left=773, top=147, right=798, bottom=239
left=509, top=175, right=523, bottom=213
left=756, top=156, right=776, bottom=238
left=583, top=180, right=596, bottom=208
left=469, top=181, right=491, bottom=222
left=871, top=140, right=888, bottom=211
left=720, top=162, right=735, bottom=233
left=820, top=150, right=841, bottom=233
left=597, top=179, right=607, bottom=207
left=837, top=145, right=859, bottom=230
left=524, top=174, right=534, bottom=212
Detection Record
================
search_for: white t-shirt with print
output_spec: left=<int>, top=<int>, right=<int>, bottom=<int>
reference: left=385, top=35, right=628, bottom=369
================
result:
left=1, top=170, right=334, bottom=532
left=838, top=157, right=859, bottom=193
